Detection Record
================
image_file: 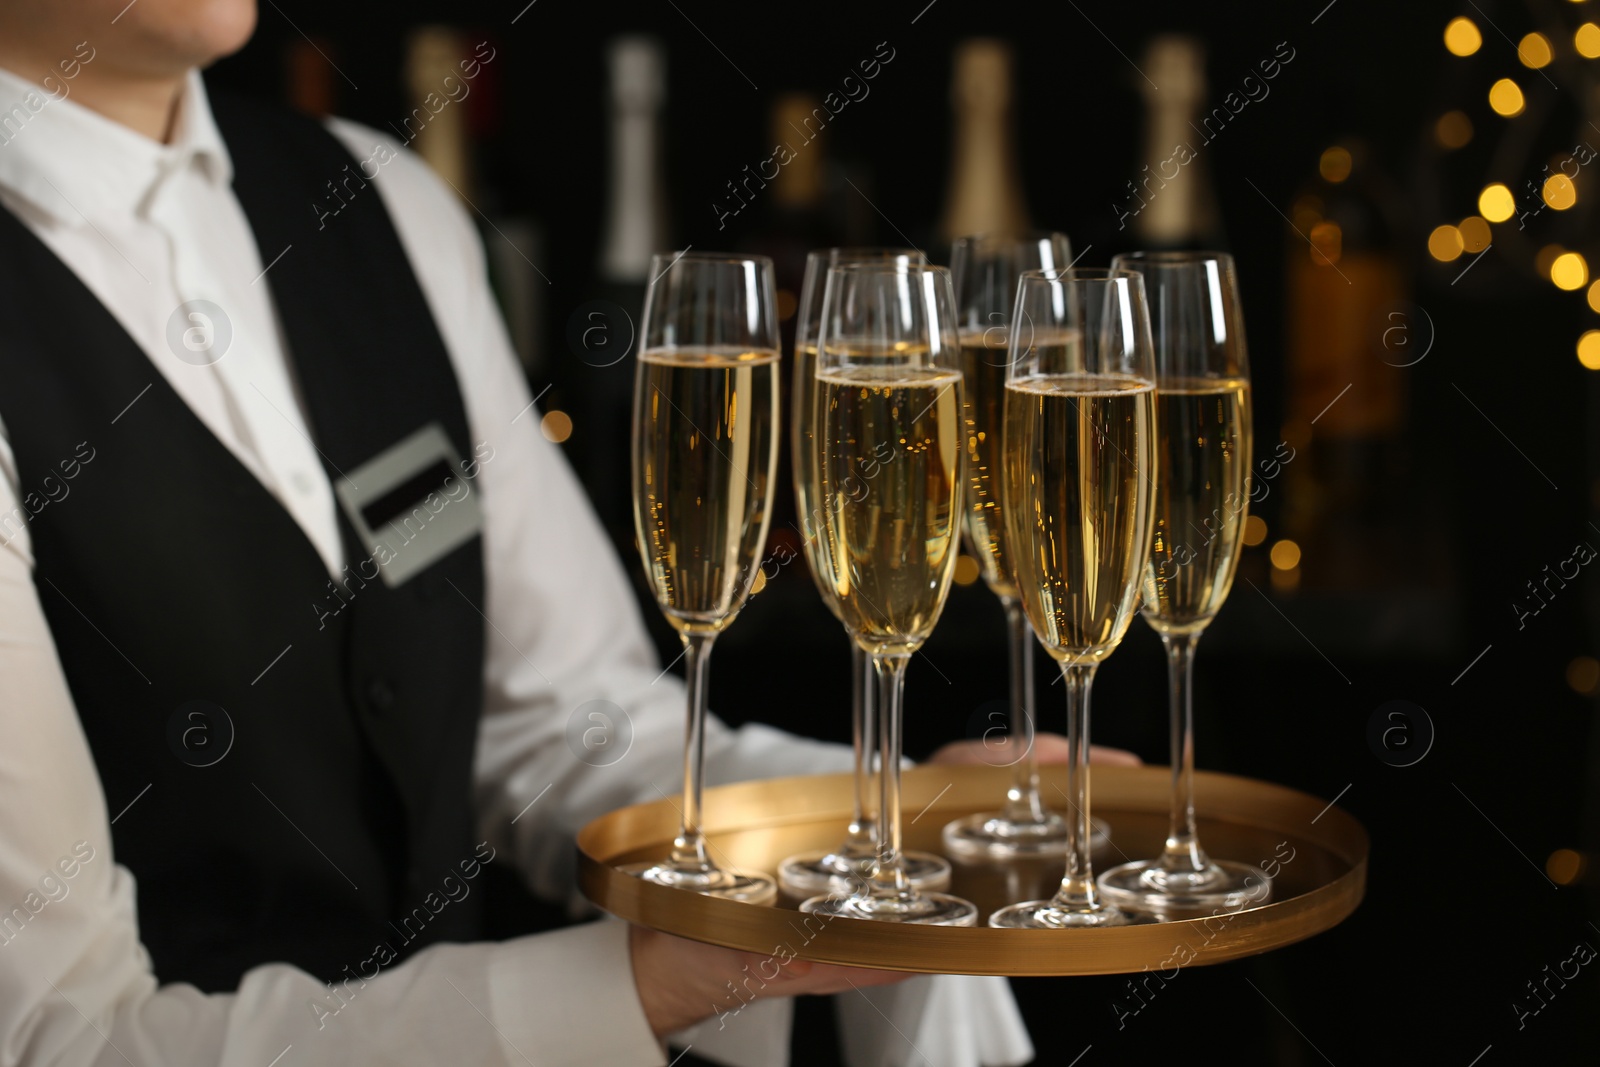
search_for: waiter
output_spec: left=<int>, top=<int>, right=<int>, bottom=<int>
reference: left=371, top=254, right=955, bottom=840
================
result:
left=0, top=2, right=1136, bottom=1064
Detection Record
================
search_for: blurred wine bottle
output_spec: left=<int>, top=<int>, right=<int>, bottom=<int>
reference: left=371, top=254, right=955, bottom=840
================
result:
left=1132, top=35, right=1224, bottom=251
left=284, top=37, right=336, bottom=118
left=404, top=28, right=473, bottom=195
left=744, top=93, right=845, bottom=317
left=939, top=39, right=1028, bottom=243
left=589, top=36, right=668, bottom=544
left=404, top=29, right=546, bottom=376
left=1280, top=137, right=1415, bottom=592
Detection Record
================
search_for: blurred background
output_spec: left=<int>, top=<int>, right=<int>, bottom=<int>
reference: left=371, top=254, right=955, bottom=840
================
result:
left=213, top=0, right=1592, bottom=1061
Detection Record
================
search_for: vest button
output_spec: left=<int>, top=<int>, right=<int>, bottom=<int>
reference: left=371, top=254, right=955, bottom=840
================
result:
left=367, top=678, right=395, bottom=711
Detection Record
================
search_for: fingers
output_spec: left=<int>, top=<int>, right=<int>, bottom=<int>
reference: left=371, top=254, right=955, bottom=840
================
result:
left=1089, top=743, right=1142, bottom=766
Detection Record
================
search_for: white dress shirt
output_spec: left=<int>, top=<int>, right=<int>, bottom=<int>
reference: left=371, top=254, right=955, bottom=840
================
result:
left=0, top=68, right=1032, bottom=1067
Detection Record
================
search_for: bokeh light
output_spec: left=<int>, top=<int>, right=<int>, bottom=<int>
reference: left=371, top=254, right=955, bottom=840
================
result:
left=1478, top=183, right=1516, bottom=222
left=1319, top=146, right=1352, bottom=183
left=1270, top=540, right=1302, bottom=570
left=1428, top=225, right=1464, bottom=262
left=1445, top=17, right=1483, bottom=56
left=540, top=410, right=573, bottom=443
left=1577, top=22, right=1600, bottom=58
left=1435, top=110, right=1474, bottom=149
left=1552, top=252, right=1588, bottom=290
left=1578, top=330, right=1600, bottom=369
left=1518, top=32, right=1554, bottom=68
left=1544, top=173, right=1577, bottom=210
left=1488, top=78, right=1526, bottom=117
left=1458, top=216, right=1491, bottom=252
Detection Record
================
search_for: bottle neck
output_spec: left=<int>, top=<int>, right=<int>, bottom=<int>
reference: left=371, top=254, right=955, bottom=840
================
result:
left=942, top=105, right=1027, bottom=238
left=601, top=107, right=662, bottom=283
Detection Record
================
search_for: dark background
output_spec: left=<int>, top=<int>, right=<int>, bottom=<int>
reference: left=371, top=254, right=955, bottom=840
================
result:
left=213, top=1, right=1595, bottom=1062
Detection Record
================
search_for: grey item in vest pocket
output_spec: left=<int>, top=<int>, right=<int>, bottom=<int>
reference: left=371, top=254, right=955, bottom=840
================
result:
left=333, top=422, right=484, bottom=588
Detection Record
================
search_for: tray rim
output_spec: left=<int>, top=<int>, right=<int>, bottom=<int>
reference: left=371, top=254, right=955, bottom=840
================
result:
left=577, top=764, right=1367, bottom=977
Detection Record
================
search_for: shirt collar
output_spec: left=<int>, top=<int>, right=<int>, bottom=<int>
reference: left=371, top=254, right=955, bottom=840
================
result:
left=0, top=66, right=232, bottom=227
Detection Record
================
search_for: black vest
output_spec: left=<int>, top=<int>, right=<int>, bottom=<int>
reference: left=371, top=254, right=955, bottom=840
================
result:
left=0, top=92, right=487, bottom=991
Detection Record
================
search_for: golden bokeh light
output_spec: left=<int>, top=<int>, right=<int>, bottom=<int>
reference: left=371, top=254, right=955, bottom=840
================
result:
left=1458, top=216, right=1491, bottom=252
left=1435, top=110, right=1474, bottom=149
left=775, top=289, right=797, bottom=323
left=1552, top=251, right=1589, bottom=290
left=1242, top=515, right=1268, bottom=547
left=540, top=409, right=573, bottom=443
left=1428, top=225, right=1464, bottom=262
left=1291, top=195, right=1323, bottom=233
left=1567, top=655, right=1600, bottom=694
left=1578, top=22, right=1600, bottom=58
left=952, top=554, right=980, bottom=586
left=1445, top=17, right=1483, bottom=56
left=1478, top=183, right=1516, bottom=222
left=1309, top=220, right=1342, bottom=266
left=1544, top=173, right=1578, bottom=210
left=1319, top=146, right=1352, bottom=183
left=1269, top=540, right=1302, bottom=571
left=1488, top=78, right=1526, bottom=117
left=1588, top=280, right=1600, bottom=313
left=1518, top=32, right=1554, bottom=68
left=750, top=569, right=768, bottom=595
left=1546, top=849, right=1586, bottom=886
left=1578, top=330, right=1600, bottom=369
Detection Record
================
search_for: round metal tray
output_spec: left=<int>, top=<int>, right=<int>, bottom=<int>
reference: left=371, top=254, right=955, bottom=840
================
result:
left=577, top=764, right=1367, bottom=976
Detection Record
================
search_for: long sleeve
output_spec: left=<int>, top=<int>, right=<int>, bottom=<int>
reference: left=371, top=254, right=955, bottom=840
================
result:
left=0, top=497, right=666, bottom=1066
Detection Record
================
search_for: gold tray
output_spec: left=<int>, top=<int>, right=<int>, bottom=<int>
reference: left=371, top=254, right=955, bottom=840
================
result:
left=577, top=764, right=1367, bottom=976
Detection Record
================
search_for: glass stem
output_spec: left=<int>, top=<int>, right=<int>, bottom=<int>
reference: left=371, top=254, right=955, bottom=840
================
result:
left=867, top=652, right=914, bottom=902
left=1000, top=596, right=1046, bottom=823
left=843, top=642, right=877, bottom=858
left=669, top=631, right=717, bottom=872
left=1158, top=630, right=1212, bottom=875
left=1049, top=660, right=1102, bottom=913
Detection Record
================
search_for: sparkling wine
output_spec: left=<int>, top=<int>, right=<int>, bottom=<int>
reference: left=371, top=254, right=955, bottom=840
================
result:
left=958, top=331, right=1018, bottom=598
left=816, top=365, right=963, bottom=655
left=633, top=347, right=779, bottom=634
left=1141, top=377, right=1252, bottom=634
left=790, top=342, right=843, bottom=619
left=1003, top=372, right=1156, bottom=662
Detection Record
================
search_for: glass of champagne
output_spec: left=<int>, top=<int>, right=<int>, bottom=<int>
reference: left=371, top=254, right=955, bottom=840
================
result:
left=780, top=248, right=950, bottom=896
left=989, top=269, right=1158, bottom=929
left=626, top=252, right=781, bottom=903
left=799, top=262, right=977, bottom=926
left=1096, top=251, right=1264, bottom=913
left=942, top=232, right=1110, bottom=860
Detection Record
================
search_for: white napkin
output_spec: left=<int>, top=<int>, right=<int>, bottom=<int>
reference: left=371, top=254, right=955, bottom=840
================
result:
left=837, top=974, right=1034, bottom=1067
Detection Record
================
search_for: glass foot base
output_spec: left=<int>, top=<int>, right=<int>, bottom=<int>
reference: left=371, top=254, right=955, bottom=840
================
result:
left=778, top=848, right=950, bottom=896
left=1096, top=858, right=1270, bottom=913
left=799, top=887, right=977, bottom=926
left=942, top=811, right=1113, bottom=859
left=620, top=861, right=777, bottom=904
left=988, top=899, right=1130, bottom=928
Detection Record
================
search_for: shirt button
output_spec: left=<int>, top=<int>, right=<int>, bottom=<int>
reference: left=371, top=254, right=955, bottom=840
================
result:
left=367, top=678, right=395, bottom=711
left=290, top=471, right=316, bottom=495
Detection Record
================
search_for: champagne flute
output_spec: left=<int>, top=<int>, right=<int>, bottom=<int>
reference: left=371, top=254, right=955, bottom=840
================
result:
left=780, top=248, right=950, bottom=896
left=942, top=232, right=1111, bottom=860
left=1097, top=251, right=1265, bottom=913
left=989, top=269, right=1158, bottom=929
left=799, top=262, right=977, bottom=926
left=625, top=252, right=781, bottom=903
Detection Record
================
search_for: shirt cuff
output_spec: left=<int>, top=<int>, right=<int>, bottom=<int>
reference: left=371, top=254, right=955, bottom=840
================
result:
left=489, top=916, right=664, bottom=1067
